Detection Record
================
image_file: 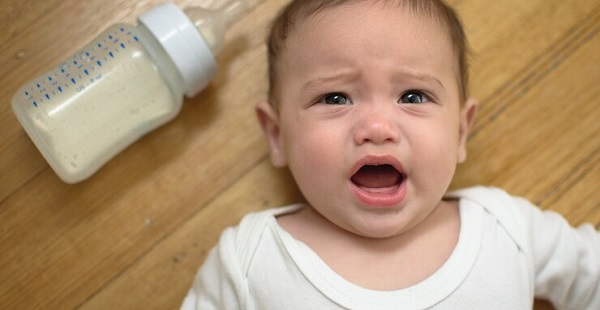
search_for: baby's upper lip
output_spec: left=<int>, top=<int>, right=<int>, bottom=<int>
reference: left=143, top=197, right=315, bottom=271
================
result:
left=350, top=155, right=405, bottom=177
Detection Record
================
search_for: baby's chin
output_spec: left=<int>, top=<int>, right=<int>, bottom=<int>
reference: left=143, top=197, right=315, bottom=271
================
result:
left=332, top=213, right=417, bottom=240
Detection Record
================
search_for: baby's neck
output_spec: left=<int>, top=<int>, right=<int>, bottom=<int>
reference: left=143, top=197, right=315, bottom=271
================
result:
left=276, top=200, right=460, bottom=290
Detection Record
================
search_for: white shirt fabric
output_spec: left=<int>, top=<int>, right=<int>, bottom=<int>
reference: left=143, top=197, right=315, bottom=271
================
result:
left=181, top=186, right=600, bottom=309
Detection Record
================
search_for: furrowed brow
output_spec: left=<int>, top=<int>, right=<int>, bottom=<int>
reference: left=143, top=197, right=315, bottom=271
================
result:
left=301, top=71, right=361, bottom=92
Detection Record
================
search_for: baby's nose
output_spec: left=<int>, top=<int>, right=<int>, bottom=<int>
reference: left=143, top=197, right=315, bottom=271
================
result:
left=353, top=105, right=400, bottom=145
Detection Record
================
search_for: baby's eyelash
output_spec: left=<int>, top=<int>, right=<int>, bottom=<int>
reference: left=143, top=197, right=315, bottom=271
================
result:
left=319, top=92, right=353, bottom=105
left=399, top=90, right=432, bottom=104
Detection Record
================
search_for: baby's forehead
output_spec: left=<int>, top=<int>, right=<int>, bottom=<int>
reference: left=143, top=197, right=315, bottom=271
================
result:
left=285, top=1, right=456, bottom=56
left=283, top=2, right=456, bottom=63
left=297, top=1, right=450, bottom=31
left=284, top=5, right=456, bottom=86
left=267, top=0, right=469, bottom=102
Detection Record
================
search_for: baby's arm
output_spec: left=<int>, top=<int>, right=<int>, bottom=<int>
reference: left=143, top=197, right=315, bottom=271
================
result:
left=522, top=198, right=600, bottom=309
left=180, top=228, right=246, bottom=310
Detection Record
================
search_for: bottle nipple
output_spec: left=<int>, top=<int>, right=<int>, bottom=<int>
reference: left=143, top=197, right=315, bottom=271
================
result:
left=184, top=0, right=247, bottom=55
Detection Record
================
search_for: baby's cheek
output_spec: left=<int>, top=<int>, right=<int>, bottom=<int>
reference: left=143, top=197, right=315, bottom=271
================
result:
left=291, top=132, right=340, bottom=177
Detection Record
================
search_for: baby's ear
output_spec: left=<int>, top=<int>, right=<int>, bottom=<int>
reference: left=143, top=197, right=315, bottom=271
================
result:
left=256, top=100, right=287, bottom=167
left=457, top=98, right=478, bottom=163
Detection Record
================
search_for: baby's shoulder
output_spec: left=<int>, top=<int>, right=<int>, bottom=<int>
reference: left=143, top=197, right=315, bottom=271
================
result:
left=450, top=186, right=597, bottom=260
left=233, top=204, right=306, bottom=236
left=449, top=186, right=539, bottom=251
left=217, top=204, right=305, bottom=257
left=449, top=186, right=537, bottom=221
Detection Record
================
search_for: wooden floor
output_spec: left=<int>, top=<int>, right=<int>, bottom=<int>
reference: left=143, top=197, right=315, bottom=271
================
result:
left=1, top=0, right=598, bottom=309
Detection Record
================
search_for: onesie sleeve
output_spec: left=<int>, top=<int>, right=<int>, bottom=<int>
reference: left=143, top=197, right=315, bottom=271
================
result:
left=518, top=198, right=600, bottom=309
left=180, top=227, right=246, bottom=310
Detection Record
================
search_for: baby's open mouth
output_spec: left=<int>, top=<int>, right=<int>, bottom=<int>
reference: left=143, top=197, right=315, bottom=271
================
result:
left=351, top=164, right=404, bottom=189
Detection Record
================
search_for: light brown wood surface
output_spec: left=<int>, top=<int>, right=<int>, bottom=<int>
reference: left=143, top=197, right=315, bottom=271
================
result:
left=1, top=0, right=598, bottom=309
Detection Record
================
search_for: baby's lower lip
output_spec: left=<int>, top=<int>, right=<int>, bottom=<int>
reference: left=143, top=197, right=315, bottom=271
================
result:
left=350, top=178, right=407, bottom=208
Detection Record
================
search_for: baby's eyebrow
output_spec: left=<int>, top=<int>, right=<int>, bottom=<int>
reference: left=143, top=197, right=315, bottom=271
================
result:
left=391, top=70, right=446, bottom=91
left=301, top=70, right=361, bottom=92
left=301, top=69, right=446, bottom=92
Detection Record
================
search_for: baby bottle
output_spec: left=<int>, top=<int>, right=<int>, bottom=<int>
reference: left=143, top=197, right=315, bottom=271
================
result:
left=11, top=0, right=246, bottom=183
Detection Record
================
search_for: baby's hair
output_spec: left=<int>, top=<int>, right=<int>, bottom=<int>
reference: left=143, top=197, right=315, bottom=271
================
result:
left=266, top=0, right=470, bottom=107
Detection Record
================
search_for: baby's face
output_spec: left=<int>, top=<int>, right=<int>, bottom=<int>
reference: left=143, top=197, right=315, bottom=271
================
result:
left=261, top=2, right=475, bottom=238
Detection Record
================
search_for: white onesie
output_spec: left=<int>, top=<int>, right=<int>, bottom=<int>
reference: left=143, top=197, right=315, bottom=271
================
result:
left=181, top=186, right=600, bottom=309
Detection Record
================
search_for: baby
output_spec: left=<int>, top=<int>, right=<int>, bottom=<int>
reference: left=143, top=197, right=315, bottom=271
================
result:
left=181, top=0, right=600, bottom=309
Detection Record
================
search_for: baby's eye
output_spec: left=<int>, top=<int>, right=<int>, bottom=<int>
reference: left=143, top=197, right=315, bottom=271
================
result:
left=321, top=92, right=352, bottom=105
left=399, top=91, right=430, bottom=104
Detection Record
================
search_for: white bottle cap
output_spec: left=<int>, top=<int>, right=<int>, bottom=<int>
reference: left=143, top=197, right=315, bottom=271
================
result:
left=139, top=2, right=217, bottom=97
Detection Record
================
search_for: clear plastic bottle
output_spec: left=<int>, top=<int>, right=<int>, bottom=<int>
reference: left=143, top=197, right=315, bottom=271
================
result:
left=11, top=1, right=246, bottom=183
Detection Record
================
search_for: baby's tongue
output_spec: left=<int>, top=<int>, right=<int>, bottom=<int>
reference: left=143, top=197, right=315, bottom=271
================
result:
left=351, top=165, right=401, bottom=188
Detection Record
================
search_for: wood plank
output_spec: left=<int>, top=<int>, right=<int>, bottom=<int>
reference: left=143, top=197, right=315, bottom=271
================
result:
left=456, top=0, right=598, bottom=111
left=453, top=20, right=600, bottom=204
left=78, top=159, right=302, bottom=309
